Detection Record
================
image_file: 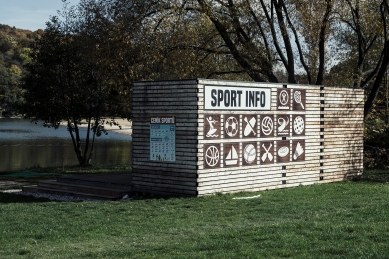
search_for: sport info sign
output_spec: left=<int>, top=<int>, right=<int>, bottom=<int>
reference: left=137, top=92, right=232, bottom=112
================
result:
left=204, top=85, right=271, bottom=110
left=150, top=116, right=176, bottom=162
left=203, top=87, right=307, bottom=169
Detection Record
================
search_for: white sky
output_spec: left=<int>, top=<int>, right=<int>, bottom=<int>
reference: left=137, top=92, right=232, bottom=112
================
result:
left=0, top=0, right=80, bottom=31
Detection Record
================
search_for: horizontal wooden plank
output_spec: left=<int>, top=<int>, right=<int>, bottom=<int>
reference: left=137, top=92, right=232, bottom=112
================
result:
left=132, top=110, right=200, bottom=114
left=197, top=159, right=320, bottom=173
left=323, top=104, right=363, bottom=109
left=132, top=174, right=196, bottom=183
left=320, top=168, right=363, bottom=175
left=132, top=176, right=197, bottom=187
left=132, top=154, right=198, bottom=161
left=323, top=90, right=364, bottom=95
left=198, top=175, right=322, bottom=190
left=197, top=173, right=322, bottom=191
left=321, top=149, right=363, bottom=155
left=321, top=142, right=363, bottom=148
left=321, top=170, right=363, bottom=178
left=323, top=111, right=364, bottom=117
left=132, top=184, right=197, bottom=196
left=198, top=169, right=321, bottom=185
left=132, top=166, right=197, bottom=175
left=133, top=122, right=199, bottom=127
left=134, top=80, right=198, bottom=87
left=322, top=93, right=364, bottom=98
left=132, top=181, right=197, bottom=191
left=132, top=101, right=201, bottom=107
left=197, top=180, right=319, bottom=195
left=132, top=93, right=198, bottom=98
left=132, top=162, right=198, bottom=170
left=132, top=170, right=197, bottom=178
left=197, top=79, right=319, bottom=89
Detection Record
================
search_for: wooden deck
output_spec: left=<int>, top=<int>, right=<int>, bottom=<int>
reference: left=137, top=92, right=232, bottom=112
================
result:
left=23, top=172, right=133, bottom=200
left=57, top=172, right=132, bottom=189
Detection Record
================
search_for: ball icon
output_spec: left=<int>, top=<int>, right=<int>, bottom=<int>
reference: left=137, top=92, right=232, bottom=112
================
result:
left=261, top=116, right=273, bottom=136
left=205, top=146, right=220, bottom=167
left=225, top=116, right=239, bottom=137
left=293, top=116, right=304, bottom=134
left=243, top=144, right=256, bottom=164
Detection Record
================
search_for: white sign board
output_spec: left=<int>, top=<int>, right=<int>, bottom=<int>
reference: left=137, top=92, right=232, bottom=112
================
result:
left=150, top=116, right=176, bottom=162
left=204, top=85, right=271, bottom=110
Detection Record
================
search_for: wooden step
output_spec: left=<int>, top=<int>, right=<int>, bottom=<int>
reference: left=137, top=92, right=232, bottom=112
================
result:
left=37, top=180, right=130, bottom=197
left=21, top=172, right=133, bottom=200
left=57, top=174, right=132, bottom=190
left=22, top=185, right=122, bottom=201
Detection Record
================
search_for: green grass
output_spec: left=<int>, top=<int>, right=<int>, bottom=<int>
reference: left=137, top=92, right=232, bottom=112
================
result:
left=1, top=176, right=389, bottom=259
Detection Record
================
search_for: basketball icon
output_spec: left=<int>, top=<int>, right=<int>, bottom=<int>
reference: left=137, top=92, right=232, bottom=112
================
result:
left=293, top=116, right=305, bottom=135
left=225, top=116, right=239, bottom=137
left=205, top=145, right=220, bottom=167
left=243, top=144, right=256, bottom=164
left=261, top=116, right=273, bottom=136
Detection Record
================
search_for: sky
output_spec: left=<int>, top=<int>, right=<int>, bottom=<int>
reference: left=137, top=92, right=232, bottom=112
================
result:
left=0, top=0, right=80, bottom=31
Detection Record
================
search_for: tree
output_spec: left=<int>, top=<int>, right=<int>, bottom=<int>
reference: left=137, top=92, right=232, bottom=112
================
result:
left=361, top=0, right=389, bottom=117
left=139, top=0, right=251, bottom=81
left=192, top=0, right=339, bottom=84
left=176, top=0, right=389, bottom=117
left=22, top=3, right=125, bottom=166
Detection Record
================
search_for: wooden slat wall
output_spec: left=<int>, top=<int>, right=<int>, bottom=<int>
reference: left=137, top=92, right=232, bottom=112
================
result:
left=132, top=79, right=364, bottom=197
left=321, top=87, right=364, bottom=183
left=132, top=80, right=200, bottom=196
left=196, top=80, right=321, bottom=195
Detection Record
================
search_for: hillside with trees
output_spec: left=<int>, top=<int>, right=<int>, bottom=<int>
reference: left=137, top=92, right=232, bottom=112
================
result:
left=0, top=24, right=43, bottom=116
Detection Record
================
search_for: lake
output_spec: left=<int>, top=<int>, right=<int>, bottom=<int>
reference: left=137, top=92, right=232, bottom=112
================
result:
left=0, top=118, right=132, bottom=172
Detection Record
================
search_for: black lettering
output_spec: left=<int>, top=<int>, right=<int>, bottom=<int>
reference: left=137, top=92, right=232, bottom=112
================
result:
left=237, top=91, right=242, bottom=107
left=231, top=90, right=237, bottom=107
left=261, top=92, right=266, bottom=107
left=255, top=91, right=260, bottom=107
left=217, top=90, right=223, bottom=106
left=211, top=89, right=217, bottom=106
left=249, top=91, right=255, bottom=107
left=224, top=90, right=230, bottom=107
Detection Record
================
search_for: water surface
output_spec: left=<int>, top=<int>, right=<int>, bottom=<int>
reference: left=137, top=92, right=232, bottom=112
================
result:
left=0, top=118, right=131, bottom=172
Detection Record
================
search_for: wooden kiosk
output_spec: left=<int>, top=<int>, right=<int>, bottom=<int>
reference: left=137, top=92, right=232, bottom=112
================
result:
left=131, top=79, right=364, bottom=196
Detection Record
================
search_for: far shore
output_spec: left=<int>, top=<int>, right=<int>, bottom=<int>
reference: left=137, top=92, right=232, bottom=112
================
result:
left=0, top=117, right=132, bottom=136
left=66, top=118, right=132, bottom=136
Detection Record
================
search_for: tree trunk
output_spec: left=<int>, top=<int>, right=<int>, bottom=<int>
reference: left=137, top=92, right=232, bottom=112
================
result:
left=197, top=0, right=267, bottom=82
left=273, top=0, right=296, bottom=84
left=316, top=0, right=333, bottom=85
left=364, top=40, right=389, bottom=118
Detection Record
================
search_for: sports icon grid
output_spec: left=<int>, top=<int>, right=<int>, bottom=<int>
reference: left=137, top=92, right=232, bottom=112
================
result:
left=203, top=88, right=306, bottom=168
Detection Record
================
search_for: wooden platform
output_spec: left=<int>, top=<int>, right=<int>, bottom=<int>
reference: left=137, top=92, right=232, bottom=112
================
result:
left=22, top=172, right=132, bottom=200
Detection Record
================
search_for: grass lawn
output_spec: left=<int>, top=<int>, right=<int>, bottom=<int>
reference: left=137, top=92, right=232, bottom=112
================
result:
left=1, top=170, right=389, bottom=258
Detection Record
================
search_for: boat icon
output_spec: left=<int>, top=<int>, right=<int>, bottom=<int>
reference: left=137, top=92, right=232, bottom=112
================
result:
left=225, top=145, right=238, bottom=165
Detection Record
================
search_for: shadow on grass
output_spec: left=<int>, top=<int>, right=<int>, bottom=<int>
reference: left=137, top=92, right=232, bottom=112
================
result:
left=352, top=169, right=389, bottom=183
left=0, top=193, right=51, bottom=204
